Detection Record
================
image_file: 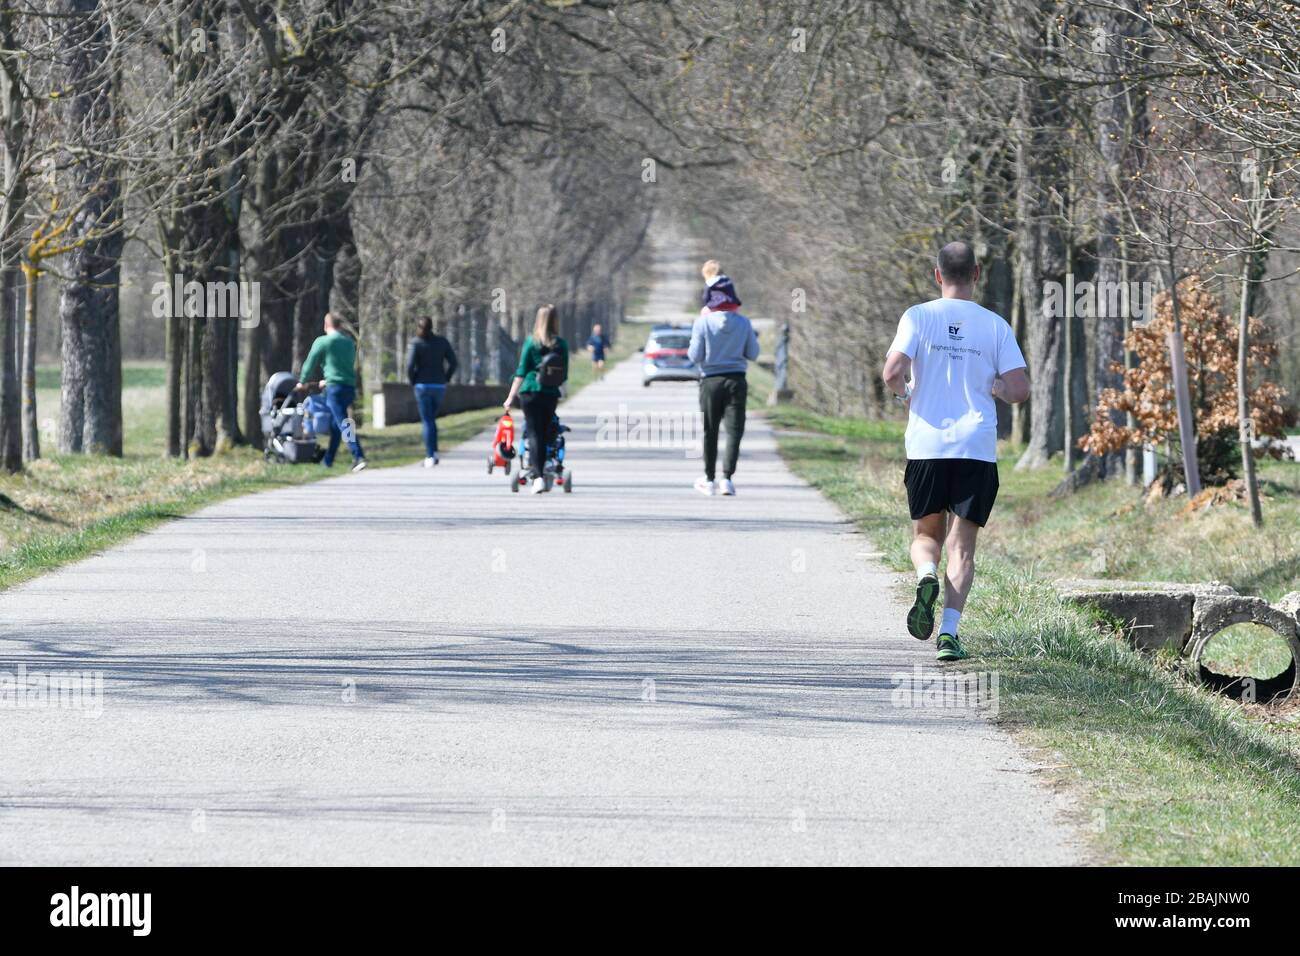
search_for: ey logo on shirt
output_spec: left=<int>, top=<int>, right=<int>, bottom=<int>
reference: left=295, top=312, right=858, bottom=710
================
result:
left=947, top=321, right=965, bottom=341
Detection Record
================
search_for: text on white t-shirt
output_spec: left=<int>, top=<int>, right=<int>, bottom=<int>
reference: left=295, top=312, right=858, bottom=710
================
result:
left=887, top=297, right=1026, bottom=462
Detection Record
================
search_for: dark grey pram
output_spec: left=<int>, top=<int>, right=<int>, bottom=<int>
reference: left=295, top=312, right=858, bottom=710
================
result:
left=260, top=372, right=324, bottom=464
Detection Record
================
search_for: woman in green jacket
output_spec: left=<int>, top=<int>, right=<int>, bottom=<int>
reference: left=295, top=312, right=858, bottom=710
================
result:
left=503, top=304, right=568, bottom=493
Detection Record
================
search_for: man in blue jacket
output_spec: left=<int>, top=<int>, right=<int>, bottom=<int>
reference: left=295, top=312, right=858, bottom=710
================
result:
left=689, top=261, right=760, bottom=496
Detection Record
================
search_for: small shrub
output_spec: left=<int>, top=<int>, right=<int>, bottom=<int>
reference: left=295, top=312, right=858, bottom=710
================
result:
left=1080, top=275, right=1296, bottom=486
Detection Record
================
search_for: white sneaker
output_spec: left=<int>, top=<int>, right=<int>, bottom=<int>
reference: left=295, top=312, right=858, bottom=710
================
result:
left=694, top=476, right=716, bottom=496
left=423, top=457, right=435, bottom=469
left=351, top=459, right=368, bottom=473
left=531, top=477, right=546, bottom=494
left=719, top=478, right=735, bottom=496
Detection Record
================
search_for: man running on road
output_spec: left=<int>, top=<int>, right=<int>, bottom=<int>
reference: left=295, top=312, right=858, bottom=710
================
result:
left=881, top=241, right=1029, bottom=661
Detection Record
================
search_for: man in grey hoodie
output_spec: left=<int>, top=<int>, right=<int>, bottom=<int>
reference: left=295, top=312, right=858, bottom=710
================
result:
left=689, top=261, right=761, bottom=496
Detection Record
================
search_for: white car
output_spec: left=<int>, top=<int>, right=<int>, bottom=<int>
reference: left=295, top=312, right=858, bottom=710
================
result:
left=641, top=326, right=699, bottom=386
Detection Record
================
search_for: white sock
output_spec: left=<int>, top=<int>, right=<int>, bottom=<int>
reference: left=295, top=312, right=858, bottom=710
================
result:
left=916, top=561, right=937, bottom=581
left=941, top=607, right=962, bottom=636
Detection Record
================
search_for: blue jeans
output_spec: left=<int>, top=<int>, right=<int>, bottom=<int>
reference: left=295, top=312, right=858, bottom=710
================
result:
left=414, top=383, right=446, bottom=457
left=322, top=384, right=364, bottom=466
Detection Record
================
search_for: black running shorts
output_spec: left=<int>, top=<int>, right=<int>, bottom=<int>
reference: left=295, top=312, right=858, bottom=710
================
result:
left=903, top=458, right=1000, bottom=527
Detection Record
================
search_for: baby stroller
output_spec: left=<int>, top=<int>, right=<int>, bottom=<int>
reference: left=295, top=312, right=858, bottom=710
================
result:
left=511, top=413, right=572, bottom=493
left=259, top=372, right=326, bottom=464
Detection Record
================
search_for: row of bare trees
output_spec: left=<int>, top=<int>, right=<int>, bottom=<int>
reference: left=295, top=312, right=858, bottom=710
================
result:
left=654, top=0, right=1300, bottom=521
left=0, top=0, right=687, bottom=472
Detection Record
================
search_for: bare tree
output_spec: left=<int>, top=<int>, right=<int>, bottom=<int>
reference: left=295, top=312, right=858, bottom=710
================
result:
left=53, top=0, right=126, bottom=456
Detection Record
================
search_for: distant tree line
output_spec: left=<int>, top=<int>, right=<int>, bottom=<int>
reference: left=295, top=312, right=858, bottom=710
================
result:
left=0, top=1, right=693, bottom=468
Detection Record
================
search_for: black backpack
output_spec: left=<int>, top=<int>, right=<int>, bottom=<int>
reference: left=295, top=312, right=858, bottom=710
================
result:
left=536, top=342, right=566, bottom=388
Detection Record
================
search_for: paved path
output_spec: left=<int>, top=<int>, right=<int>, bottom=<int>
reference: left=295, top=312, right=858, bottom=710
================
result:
left=0, top=244, right=1081, bottom=865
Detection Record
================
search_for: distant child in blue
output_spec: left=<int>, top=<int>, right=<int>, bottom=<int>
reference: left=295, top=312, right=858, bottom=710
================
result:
left=587, top=323, right=610, bottom=380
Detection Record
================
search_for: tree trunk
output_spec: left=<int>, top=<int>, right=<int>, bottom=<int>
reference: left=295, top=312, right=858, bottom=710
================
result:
left=1066, top=261, right=1089, bottom=471
left=1093, top=3, right=1147, bottom=480
left=198, top=307, right=237, bottom=454
left=265, top=219, right=299, bottom=375
left=1164, top=260, right=1201, bottom=495
left=1121, top=239, right=1139, bottom=485
left=1014, top=62, right=1068, bottom=470
left=163, top=244, right=182, bottom=456
left=21, top=265, right=38, bottom=460
left=982, top=254, right=1015, bottom=438
left=226, top=196, right=244, bottom=446
left=168, top=1, right=241, bottom=457
left=55, top=0, right=124, bottom=457
left=324, top=206, right=361, bottom=420
left=1238, top=237, right=1269, bottom=526
left=1238, top=261, right=1262, bottom=526
left=294, top=249, right=326, bottom=373
left=224, top=11, right=248, bottom=447
left=0, top=6, right=26, bottom=472
left=0, top=263, right=19, bottom=472
left=188, top=171, right=240, bottom=456
left=241, top=309, right=265, bottom=448
left=245, top=145, right=291, bottom=439
left=330, top=215, right=362, bottom=329
left=292, top=218, right=333, bottom=373
left=1062, top=251, right=1075, bottom=476
left=1009, top=254, right=1029, bottom=446
left=161, top=8, right=184, bottom=458
left=194, top=190, right=240, bottom=454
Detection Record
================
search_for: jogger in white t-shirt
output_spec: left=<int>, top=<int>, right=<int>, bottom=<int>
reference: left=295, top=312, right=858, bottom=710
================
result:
left=881, top=241, right=1029, bottom=661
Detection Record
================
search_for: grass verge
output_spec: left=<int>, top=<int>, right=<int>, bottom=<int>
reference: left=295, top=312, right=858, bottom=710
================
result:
left=766, top=404, right=1300, bottom=865
left=0, top=406, right=499, bottom=593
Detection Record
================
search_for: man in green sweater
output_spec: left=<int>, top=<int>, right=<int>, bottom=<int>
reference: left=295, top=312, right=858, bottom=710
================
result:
left=295, top=313, right=367, bottom=471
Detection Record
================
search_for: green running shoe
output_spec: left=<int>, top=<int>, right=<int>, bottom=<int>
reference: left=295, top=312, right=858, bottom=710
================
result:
left=907, top=573, right=940, bottom=640
left=936, top=633, right=969, bottom=661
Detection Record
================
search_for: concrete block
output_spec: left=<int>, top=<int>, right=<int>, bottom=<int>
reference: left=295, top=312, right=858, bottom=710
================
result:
left=1061, top=587, right=1195, bottom=653
left=1057, top=579, right=1233, bottom=653
left=1058, top=579, right=1300, bottom=702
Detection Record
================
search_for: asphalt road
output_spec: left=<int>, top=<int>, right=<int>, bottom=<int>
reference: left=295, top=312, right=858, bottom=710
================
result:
left=0, top=247, right=1081, bottom=865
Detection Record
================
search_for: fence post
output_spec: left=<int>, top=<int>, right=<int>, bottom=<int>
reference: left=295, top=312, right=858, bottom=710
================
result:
left=473, top=308, right=487, bottom=383
left=768, top=322, right=794, bottom=406
left=495, top=324, right=516, bottom=383
left=454, top=304, right=468, bottom=382
left=469, top=308, right=480, bottom=385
